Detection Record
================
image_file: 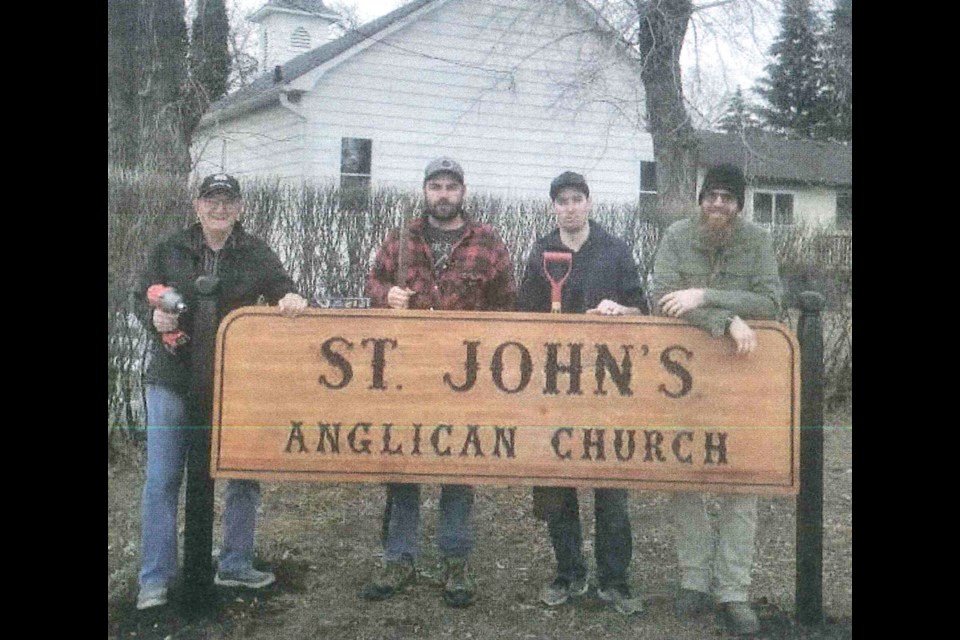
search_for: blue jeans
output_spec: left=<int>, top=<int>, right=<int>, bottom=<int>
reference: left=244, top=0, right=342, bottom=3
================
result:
left=382, top=483, right=474, bottom=562
left=542, top=487, right=632, bottom=590
left=139, top=384, right=261, bottom=589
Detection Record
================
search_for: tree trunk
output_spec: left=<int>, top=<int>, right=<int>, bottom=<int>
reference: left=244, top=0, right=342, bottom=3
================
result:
left=108, top=0, right=141, bottom=169
left=637, top=0, right=699, bottom=223
left=136, top=0, right=192, bottom=174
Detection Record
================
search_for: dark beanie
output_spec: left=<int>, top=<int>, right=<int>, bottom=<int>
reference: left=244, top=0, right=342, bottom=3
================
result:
left=698, top=163, right=746, bottom=210
left=550, top=171, right=590, bottom=200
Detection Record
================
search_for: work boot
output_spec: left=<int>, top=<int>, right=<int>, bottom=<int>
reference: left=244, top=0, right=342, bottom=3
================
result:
left=675, top=588, right=713, bottom=619
left=441, top=556, right=477, bottom=607
left=597, top=584, right=644, bottom=616
left=539, top=575, right=589, bottom=607
left=719, top=601, right=760, bottom=636
left=360, top=555, right=415, bottom=601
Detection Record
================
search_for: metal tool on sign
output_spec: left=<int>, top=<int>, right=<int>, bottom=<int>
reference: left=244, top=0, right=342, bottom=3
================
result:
left=382, top=215, right=409, bottom=545
left=542, top=251, right=573, bottom=313
left=316, top=297, right=371, bottom=309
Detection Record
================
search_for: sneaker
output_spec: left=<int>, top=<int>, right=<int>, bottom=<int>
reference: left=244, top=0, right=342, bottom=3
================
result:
left=361, top=556, right=416, bottom=601
left=675, top=588, right=713, bottom=619
left=214, top=566, right=276, bottom=589
left=441, top=556, right=477, bottom=608
left=539, top=576, right=589, bottom=607
left=719, top=601, right=760, bottom=636
left=136, top=584, right=168, bottom=610
left=597, top=584, right=643, bottom=616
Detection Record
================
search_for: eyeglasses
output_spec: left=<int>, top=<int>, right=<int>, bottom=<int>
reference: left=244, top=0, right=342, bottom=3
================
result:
left=702, top=190, right=736, bottom=205
left=200, top=197, right=241, bottom=209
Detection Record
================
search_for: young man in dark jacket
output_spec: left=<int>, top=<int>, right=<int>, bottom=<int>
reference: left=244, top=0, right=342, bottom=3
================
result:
left=517, top=171, right=647, bottom=615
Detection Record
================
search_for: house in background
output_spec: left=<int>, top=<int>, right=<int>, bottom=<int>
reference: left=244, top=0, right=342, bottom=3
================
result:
left=696, top=130, right=852, bottom=231
left=192, top=0, right=657, bottom=202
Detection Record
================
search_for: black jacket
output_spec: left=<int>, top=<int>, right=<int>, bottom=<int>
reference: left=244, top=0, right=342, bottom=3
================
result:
left=136, top=222, right=298, bottom=390
left=517, top=220, right=648, bottom=314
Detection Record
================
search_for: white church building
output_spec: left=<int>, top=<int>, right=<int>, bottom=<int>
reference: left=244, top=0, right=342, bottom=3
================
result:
left=192, top=0, right=850, bottom=229
left=191, top=0, right=657, bottom=202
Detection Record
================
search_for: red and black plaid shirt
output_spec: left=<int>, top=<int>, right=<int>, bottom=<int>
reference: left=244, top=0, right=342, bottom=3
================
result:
left=366, top=216, right=516, bottom=311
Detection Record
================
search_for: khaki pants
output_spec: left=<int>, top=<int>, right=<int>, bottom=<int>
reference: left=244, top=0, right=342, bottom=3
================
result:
left=672, top=492, right=757, bottom=604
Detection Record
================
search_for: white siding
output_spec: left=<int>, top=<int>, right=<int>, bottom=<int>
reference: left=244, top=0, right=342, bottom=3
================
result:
left=301, top=0, right=652, bottom=201
left=192, top=105, right=306, bottom=180
left=194, top=0, right=655, bottom=202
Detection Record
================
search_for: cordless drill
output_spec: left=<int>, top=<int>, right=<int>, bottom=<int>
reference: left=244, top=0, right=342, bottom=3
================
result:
left=146, top=284, right=190, bottom=352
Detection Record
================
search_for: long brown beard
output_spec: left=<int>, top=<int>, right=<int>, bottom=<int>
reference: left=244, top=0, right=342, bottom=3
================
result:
left=700, top=213, right=736, bottom=248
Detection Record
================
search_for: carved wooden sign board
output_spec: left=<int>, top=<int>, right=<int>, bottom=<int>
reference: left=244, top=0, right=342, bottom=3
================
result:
left=211, top=308, right=800, bottom=495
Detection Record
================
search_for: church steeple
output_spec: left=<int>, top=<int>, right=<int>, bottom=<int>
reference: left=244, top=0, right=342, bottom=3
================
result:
left=248, top=1, right=341, bottom=71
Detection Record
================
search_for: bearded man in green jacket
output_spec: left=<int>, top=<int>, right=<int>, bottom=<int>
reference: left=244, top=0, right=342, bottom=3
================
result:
left=651, top=163, right=783, bottom=636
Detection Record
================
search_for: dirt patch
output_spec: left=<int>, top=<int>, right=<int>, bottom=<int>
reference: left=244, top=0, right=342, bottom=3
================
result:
left=108, top=404, right=851, bottom=639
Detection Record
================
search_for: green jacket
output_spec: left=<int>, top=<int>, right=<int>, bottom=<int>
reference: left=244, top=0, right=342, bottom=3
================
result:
left=651, top=217, right=783, bottom=337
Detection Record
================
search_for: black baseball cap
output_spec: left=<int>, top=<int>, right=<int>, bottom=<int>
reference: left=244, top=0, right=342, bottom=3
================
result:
left=550, top=171, right=589, bottom=200
left=198, top=173, right=241, bottom=198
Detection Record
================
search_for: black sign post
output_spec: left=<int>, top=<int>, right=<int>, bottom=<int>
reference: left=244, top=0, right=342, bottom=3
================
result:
left=182, top=275, right=220, bottom=611
left=795, top=291, right=825, bottom=625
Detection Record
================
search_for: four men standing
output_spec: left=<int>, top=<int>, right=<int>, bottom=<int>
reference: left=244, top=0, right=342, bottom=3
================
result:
left=136, top=160, right=786, bottom=635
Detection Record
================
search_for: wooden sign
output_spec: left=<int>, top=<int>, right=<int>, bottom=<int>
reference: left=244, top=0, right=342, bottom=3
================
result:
left=211, top=308, right=800, bottom=495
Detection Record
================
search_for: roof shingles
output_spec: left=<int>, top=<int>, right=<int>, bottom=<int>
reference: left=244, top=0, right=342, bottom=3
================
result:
left=697, top=130, right=851, bottom=188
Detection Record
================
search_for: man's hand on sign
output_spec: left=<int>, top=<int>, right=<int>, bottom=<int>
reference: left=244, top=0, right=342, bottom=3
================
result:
left=152, top=307, right=180, bottom=333
left=658, top=288, right=706, bottom=318
left=278, top=292, right=309, bottom=317
left=728, top=316, right=757, bottom=355
left=387, top=286, right=416, bottom=309
left=586, top=299, right=627, bottom=316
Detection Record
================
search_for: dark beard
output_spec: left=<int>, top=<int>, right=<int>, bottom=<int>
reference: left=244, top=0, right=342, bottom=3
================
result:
left=700, top=214, right=735, bottom=248
left=425, top=201, right=464, bottom=222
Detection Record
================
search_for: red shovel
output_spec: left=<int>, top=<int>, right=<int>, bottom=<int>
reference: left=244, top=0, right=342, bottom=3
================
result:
left=542, top=251, right=573, bottom=313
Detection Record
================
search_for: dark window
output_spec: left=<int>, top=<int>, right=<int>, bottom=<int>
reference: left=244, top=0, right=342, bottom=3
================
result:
left=640, top=161, right=657, bottom=194
left=836, top=190, right=852, bottom=229
left=774, top=194, right=794, bottom=225
left=753, top=192, right=772, bottom=224
left=753, top=191, right=794, bottom=226
left=340, top=137, right=372, bottom=208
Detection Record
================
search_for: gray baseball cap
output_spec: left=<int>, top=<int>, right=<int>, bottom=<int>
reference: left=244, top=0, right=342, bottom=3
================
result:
left=424, top=157, right=464, bottom=184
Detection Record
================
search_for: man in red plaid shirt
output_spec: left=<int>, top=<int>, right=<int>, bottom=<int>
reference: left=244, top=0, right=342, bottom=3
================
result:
left=362, top=157, right=516, bottom=607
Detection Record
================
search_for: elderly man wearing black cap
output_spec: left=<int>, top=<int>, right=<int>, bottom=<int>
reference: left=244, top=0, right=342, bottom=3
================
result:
left=517, top=171, right=647, bottom=616
left=651, top=163, right=783, bottom=635
left=362, top=157, right=516, bottom=607
left=134, top=173, right=308, bottom=610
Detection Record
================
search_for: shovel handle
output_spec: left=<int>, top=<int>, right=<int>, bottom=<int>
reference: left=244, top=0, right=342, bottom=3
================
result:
left=543, top=251, right=573, bottom=314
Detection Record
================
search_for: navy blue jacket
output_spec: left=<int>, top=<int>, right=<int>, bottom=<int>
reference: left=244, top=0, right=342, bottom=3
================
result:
left=517, top=220, right=648, bottom=314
